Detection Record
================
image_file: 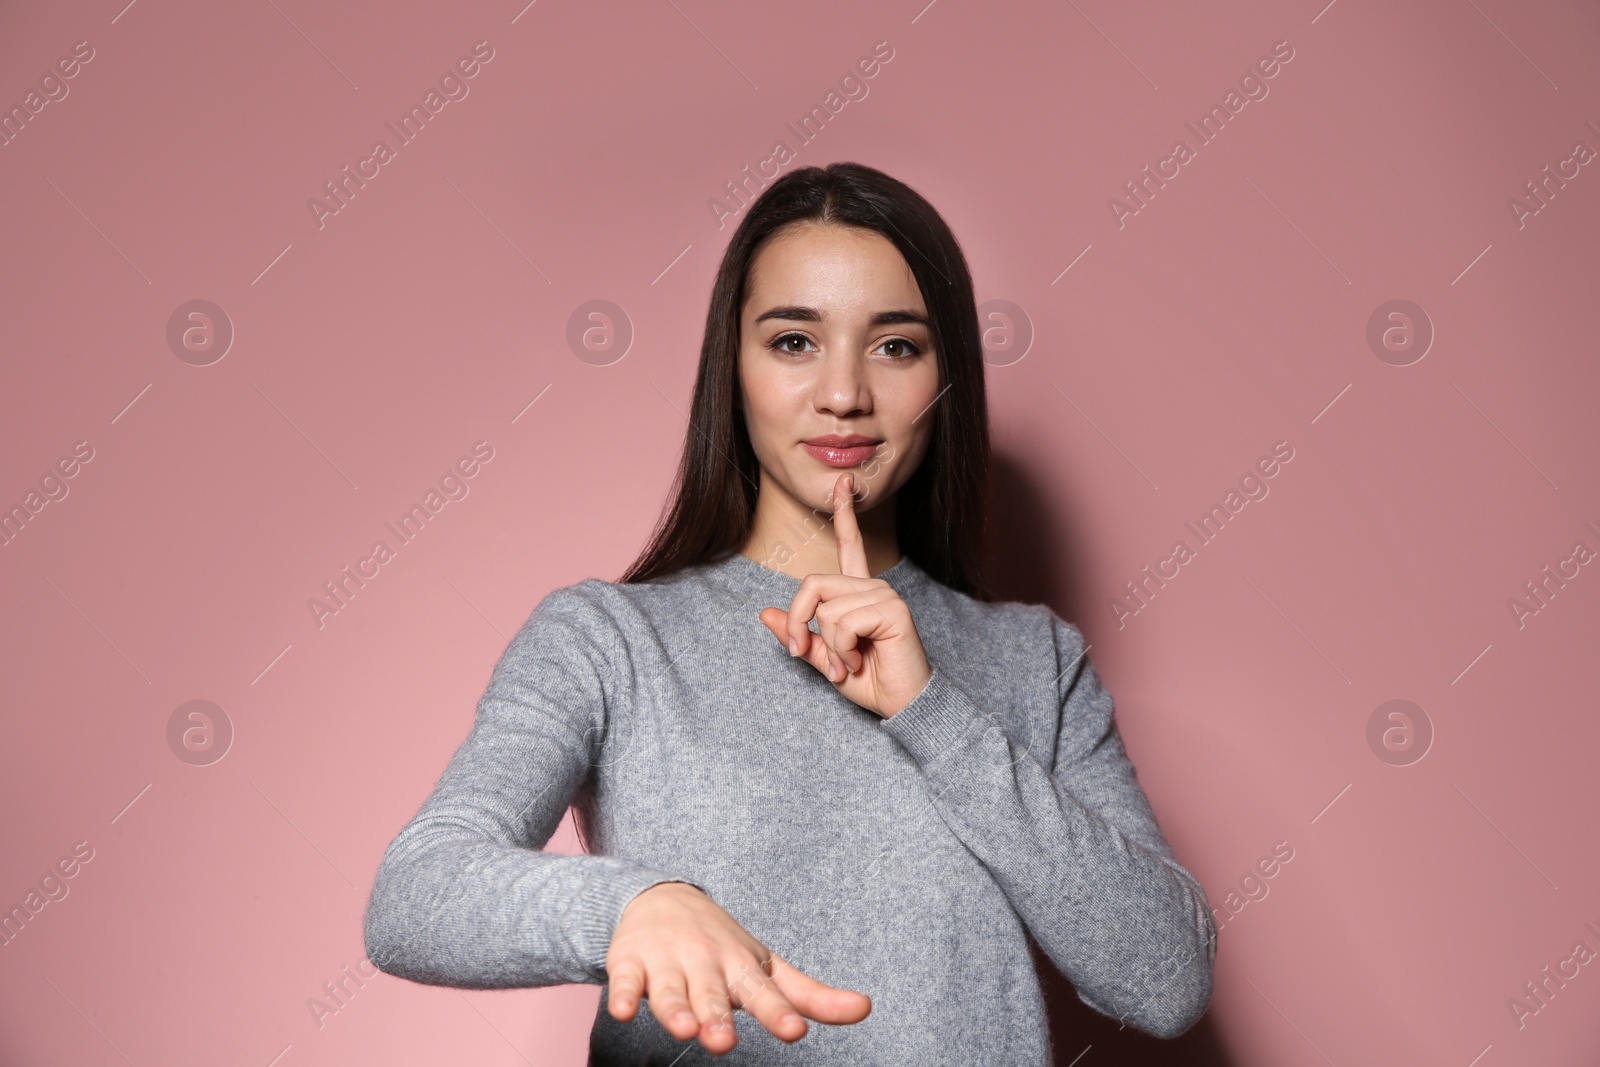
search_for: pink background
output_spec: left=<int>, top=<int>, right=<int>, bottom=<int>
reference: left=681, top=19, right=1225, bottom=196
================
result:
left=3, top=0, right=1599, bottom=1064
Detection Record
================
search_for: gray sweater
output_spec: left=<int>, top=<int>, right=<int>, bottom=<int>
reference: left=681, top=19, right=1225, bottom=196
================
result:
left=363, top=550, right=1216, bottom=1063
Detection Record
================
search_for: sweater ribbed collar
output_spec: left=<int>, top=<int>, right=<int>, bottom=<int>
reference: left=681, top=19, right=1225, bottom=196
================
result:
left=703, top=548, right=930, bottom=606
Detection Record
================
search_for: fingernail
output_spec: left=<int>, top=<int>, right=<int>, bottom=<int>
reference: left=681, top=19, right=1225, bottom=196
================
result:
left=788, top=637, right=798, bottom=657
left=675, top=1010, right=695, bottom=1026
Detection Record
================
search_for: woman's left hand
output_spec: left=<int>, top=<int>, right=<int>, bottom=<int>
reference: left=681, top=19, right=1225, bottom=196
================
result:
left=758, top=473, right=933, bottom=720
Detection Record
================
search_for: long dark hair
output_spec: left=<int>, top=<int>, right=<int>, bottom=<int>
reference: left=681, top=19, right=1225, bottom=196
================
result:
left=618, top=162, right=992, bottom=601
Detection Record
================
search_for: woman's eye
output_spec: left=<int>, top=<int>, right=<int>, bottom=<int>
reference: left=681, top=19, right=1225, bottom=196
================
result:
left=879, top=338, right=921, bottom=358
left=769, top=332, right=813, bottom=353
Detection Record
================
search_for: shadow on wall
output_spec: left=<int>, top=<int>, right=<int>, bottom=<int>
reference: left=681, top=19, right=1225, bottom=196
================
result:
left=984, top=452, right=1078, bottom=611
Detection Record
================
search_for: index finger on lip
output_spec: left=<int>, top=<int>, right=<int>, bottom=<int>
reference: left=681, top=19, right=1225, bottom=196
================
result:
left=832, top=473, right=871, bottom=580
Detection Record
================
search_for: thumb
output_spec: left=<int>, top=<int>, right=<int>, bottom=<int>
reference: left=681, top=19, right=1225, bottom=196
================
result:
left=758, top=606, right=790, bottom=647
left=767, top=952, right=873, bottom=1025
left=758, top=607, right=829, bottom=675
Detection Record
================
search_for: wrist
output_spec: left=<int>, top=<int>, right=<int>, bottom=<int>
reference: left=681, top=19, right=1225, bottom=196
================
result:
left=884, top=663, right=935, bottom=719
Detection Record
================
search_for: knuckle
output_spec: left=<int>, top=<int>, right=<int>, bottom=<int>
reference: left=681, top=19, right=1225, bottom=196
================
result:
left=726, top=960, right=770, bottom=999
left=649, top=971, right=686, bottom=998
left=726, top=968, right=759, bottom=998
left=683, top=935, right=724, bottom=962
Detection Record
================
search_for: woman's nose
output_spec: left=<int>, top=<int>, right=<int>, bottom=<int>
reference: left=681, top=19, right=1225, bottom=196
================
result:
left=815, top=352, right=870, bottom=414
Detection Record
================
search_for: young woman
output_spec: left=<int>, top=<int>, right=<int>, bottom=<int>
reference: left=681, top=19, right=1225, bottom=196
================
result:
left=364, top=162, right=1216, bottom=1063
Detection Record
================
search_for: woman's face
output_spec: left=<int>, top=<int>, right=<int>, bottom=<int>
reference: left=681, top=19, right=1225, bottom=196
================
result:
left=737, top=222, right=941, bottom=518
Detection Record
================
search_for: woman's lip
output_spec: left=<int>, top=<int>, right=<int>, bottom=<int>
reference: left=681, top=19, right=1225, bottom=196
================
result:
left=801, top=442, right=880, bottom=467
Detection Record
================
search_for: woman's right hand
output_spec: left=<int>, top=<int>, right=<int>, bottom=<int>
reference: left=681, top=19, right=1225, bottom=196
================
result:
left=604, top=881, right=872, bottom=1055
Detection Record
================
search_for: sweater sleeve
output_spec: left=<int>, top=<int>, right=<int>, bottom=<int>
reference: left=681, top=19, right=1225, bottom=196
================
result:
left=363, top=582, right=710, bottom=990
left=876, top=614, right=1216, bottom=1039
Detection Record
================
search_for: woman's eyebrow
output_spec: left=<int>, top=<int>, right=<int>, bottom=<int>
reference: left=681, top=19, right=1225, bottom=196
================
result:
left=752, top=305, right=930, bottom=328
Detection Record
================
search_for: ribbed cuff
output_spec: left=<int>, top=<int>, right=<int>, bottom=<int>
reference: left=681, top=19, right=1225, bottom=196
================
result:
left=566, top=860, right=712, bottom=982
left=878, top=665, right=986, bottom=768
